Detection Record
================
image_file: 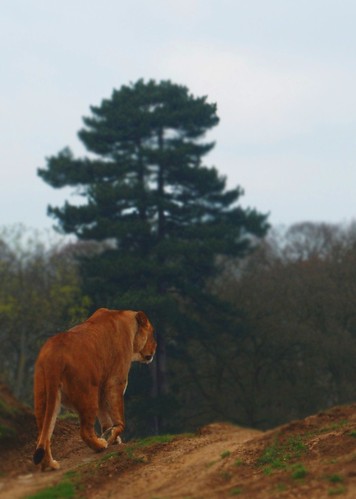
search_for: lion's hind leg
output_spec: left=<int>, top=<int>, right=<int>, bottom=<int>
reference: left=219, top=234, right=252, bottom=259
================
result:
left=33, top=368, right=61, bottom=471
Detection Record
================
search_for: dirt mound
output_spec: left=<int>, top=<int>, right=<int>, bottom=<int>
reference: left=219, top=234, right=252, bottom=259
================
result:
left=0, top=393, right=355, bottom=498
left=0, top=382, right=34, bottom=449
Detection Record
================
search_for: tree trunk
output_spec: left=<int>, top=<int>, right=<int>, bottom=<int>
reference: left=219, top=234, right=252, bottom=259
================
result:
left=14, top=329, right=27, bottom=399
left=150, top=329, right=169, bottom=434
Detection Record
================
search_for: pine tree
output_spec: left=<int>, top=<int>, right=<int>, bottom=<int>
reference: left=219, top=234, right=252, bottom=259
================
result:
left=38, top=79, right=269, bottom=434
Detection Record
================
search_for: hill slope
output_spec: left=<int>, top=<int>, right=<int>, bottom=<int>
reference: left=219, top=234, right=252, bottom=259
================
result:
left=0, top=384, right=355, bottom=498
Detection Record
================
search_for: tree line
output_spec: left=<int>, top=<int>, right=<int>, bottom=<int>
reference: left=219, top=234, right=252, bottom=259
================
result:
left=1, top=221, right=355, bottom=432
left=1, top=80, right=355, bottom=435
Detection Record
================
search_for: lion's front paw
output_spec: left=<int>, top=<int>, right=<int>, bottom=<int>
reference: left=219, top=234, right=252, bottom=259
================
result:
left=97, top=437, right=109, bottom=450
left=101, top=426, right=123, bottom=446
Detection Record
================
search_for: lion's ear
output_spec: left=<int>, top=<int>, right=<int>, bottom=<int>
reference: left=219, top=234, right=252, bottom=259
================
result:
left=134, top=311, right=148, bottom=352
left=135, top=311, right=148, bottom=327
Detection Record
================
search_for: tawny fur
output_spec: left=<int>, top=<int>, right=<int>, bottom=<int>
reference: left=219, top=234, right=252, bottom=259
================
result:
left=33, top=308, right=156, bottom=471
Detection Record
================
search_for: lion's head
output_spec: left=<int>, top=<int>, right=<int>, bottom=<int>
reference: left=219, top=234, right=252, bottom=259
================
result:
left=132, top=311, right=157, bottom=363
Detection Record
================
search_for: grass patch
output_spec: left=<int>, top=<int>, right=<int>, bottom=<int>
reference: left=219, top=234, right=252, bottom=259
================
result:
left=291, top=463, right=308, bottom=479
left=133, top=434, right=177, bottom=447
left=328, top=485, right=346, bottom=495
left=96, top=434, right=180, bottom=467
left=63, top=470, right=79, bottom=479
left=220, top=471, right=232, bottom=481
left=221, top=450, right=231, bottom=459
left=349, top=430, right=356, bottom=438
left=275, top=482, right=287, bottom=492
left=206, top=460, right=218, bottom=468
left=96, top=450, right=120, bottom=464
left=257, top=435, right=307, bottom=475
left=58, top=411, right=79, bottom=421
left=122, top=445, right=146, bottom=463
left=317, top=420, right=349, bottom=435
left=305, top=419, right=350, bottom=441
left=123, top=433, right=180, bottom=461
left=328, top=474, right=343, bottom=484
left=327, top=474, right=346, bottom=496
left=230, top=486, right=242, bottom=495
left=26, top=480, right=76, bottom=499
left=26, top=432, right=190, bottom=498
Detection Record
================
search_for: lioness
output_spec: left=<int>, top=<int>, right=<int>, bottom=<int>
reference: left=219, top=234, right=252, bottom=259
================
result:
left=33, top=308, right=156, bottom=471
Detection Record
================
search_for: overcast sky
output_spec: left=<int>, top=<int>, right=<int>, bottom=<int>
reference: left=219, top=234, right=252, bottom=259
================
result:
left=1, top=0, right=356, bottom=232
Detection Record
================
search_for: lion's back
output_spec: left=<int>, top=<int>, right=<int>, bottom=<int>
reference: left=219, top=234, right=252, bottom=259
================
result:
left=35, top=310, right=134, bottom=392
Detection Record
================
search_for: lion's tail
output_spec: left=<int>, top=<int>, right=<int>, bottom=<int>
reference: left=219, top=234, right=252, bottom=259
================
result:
left=33, top=364, right=61, bottom=465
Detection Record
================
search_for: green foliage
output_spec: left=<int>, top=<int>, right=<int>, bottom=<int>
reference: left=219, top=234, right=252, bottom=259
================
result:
left=274, top=483, right=287, bottom=492
left=291, top=463, right=308, bottom=479
left=0, top=387, right=23, bottom=441
left=38, top=79, right=268, bottom=434
left=328, top=474, right=344, bottom=483
left=328, top=485, right=346, bottom=496
left=96, top=433, right=182, bottom=468
left=257, top=435, right=307, bottom=475
left=213, top=222, right=356, bottom=429
left=0, top=225, right=90, bottom=403
left=134, top=434, right=177, bottom=447
left=26, top=480, right=76, bottom=499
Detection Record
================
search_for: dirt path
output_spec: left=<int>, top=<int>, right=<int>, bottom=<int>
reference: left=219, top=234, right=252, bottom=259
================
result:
left=0, top=420, right=101, bottom=499
left=0, top=423, right=261, bottom=499
left=93, top=424, right=262, bottom=499
left=0, top=404, right=355, bottom=498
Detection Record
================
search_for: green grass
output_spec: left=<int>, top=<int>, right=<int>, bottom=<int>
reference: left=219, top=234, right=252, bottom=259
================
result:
left=58, top=411, right=79, bottom=421
left=25, top=468, right=84, bottom=498
left=328, top=485, right=346, bottom=496
left=122, top=445, right=146, bottom=463
left=133, top=434, right=177, bottom=447
left=28, top=432, right=191, bottom=498
left=275, top=483, right=287, bottom=492
left=230, top=486, right=242, bottom=495
left=291, top=463, right=308, bottom=479
left=205, top=460, right=218, bottom=468
left=63, top=470, right=79, bottom=479
left=96, top=450, right=120, bottom=464
left=328, top=474, right=343, bottom=484
left=26, top=480, right=76, bottom=499
left=220, top=471, right=232, bottom=481
left=95, top=433, right=181, bottom=467
left=349, top=430, right=356, bottom=438
left=325, top=472, right=346, bottom=496
left=221, top=450, right=231, bottom=459
left=257, top=435, right=307, bottom=475
left=124, top=434, right=182, bottom=461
